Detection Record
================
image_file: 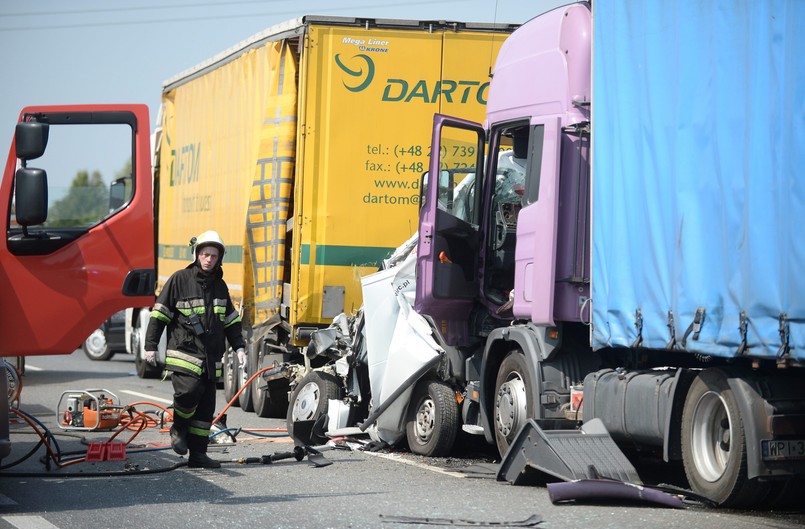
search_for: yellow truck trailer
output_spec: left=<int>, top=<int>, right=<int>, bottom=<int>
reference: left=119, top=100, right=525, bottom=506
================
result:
left=127, top=15, right=515, bottom=417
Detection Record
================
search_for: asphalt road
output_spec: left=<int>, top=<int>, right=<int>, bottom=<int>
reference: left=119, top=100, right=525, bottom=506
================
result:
left=1, top=351, right=804, bottom=529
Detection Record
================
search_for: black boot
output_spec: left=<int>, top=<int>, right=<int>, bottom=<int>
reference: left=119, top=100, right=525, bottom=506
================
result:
left=170, top=425, right=188, bottom=455
left=188, top=451, right=221, bottom=469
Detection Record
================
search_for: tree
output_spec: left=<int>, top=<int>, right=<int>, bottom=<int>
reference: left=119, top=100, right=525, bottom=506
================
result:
left=47, top=170, right=108, bottom=227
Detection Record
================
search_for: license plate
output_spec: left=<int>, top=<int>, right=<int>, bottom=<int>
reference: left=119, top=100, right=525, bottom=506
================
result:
left=761, top=439, right=805, bottom=461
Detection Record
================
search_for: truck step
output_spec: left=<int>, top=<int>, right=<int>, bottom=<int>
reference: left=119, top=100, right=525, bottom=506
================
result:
left=496, top=418, right=641, bottom=485
left=462, top=424, right=485, bottom=435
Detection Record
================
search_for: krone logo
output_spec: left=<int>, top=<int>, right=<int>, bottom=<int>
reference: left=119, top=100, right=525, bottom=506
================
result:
left=334, top=53, right=375, bottom=92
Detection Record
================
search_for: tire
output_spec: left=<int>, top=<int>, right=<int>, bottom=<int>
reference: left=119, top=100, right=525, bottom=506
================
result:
left=681, top=368, right=765, bottom=508
left=493, top=350, right=534, bottom=457
left=133, top=314, right=161, bottom=379
left=405, top=379, right=459, bottom=457
left=286, top=371, right=341, bottom=445
left=238, top=343, right=256, bottom=412
left=222, top=349, right=241, bottom=406
left=254, top=377, right=290, bottom=418
left=252, top=342, right=290, bottom=418
left=82, top=328, right=114, bottom=361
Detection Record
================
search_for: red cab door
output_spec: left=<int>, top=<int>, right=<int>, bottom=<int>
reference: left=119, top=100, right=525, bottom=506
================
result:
left=0, top=105, right=155, bottom=356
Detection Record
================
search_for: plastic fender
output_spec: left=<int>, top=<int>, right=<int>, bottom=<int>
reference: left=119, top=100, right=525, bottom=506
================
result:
left=726, top=375, right=766, bottom=479
left=478, top=325, right=545, bottom=446
left=724, top=371, right=776, bottom=480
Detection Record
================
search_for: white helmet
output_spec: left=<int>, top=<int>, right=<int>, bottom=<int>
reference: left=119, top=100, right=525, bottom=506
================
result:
left=190, top=230, right=225, bottom=263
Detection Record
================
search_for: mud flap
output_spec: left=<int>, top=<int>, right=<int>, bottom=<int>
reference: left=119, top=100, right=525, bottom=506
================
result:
left=289, top=415, right=329, bottom=446
left=496, top=418, right=641, bottom=485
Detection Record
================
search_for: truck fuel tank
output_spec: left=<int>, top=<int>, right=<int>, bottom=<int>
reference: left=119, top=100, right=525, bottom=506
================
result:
left=582, top=368, right=684, bottom=448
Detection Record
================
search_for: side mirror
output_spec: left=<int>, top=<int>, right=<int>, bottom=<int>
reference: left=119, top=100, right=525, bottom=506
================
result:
left=109, top=177, right=127, bottom=211
left=15, top=167, right=48, bottom=228
left=15, top=121, right=49, bottom=161
left=419, top=171, right=429, bottom=208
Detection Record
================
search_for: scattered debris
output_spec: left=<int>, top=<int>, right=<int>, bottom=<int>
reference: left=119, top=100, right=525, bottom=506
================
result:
left=547, top=479, right=684, bottom=509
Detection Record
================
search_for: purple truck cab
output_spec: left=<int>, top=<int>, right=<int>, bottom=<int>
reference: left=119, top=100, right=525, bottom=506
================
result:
left=415, top=4, right=591, bottom=334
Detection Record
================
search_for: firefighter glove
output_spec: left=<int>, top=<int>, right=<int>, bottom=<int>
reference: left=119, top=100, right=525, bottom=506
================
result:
left=237, top=348, right=247, bottom=369
left=145, top=350, right=157, bottom=367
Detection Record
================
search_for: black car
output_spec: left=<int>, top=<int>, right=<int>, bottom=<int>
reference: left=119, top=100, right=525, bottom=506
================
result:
left=82, top=310, right=127, bottom=361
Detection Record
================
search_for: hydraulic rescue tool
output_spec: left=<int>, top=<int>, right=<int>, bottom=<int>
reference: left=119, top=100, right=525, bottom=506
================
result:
left=57, top=389, right=124, bottom=431
left=236, top=445, right=332, bottom=467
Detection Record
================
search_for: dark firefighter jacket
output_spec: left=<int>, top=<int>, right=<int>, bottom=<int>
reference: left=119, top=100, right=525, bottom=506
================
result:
left=144, top=261, right=245, bottom=380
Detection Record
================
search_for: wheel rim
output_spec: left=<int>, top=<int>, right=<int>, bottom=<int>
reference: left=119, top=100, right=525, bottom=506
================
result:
left=495, top=372, right=526, bottom=438
left=412, top=397, right=436, bottom=443
left=84, top=329, right=108, bottom=357
left=292, top=382, right=320, bottom=422
left=690, top=390, right=732, bottom=482
left=224, top=354, right=235, bottom=389
left=5, top=360, right=20, bottom=405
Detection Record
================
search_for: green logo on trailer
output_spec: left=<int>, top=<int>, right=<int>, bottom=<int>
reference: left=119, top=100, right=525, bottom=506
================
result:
left=334, top=54, right=375, bottom=92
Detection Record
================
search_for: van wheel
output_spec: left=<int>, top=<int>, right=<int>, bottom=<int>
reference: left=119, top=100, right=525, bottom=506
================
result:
left=83, top=328, right=114, bottom=361
left=286, top=371, right=341, bottom=445
left=493, top=350, right=534, bottom=457
left=405, top=379, right=458, bottom=457
left=681, top=368, right=765, bottom=508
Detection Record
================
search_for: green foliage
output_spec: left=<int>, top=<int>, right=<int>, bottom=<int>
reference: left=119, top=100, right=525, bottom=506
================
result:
left=47, top=170, right=109, bottom=227
left=46, top=158, right=133, bottom=227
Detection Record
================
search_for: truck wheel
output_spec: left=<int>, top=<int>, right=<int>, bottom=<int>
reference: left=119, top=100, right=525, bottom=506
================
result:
left=222, top=349, right=241, bottom=406
left=254, top=378, right=290, bottom=418
left=286, top=371, right=341, bottom=445
left=83, top=327, right=114, bottom=361
left=681, top=368, right=765, bottom=508
left=252, top=343, right=289, bottom=418
left=133, top=317, right=161, bottom=379
left=405, top=379, right=459, bottom=457
left=238, top=344, right=256, bottom=412
left=493, top=350, right=534, bottom=457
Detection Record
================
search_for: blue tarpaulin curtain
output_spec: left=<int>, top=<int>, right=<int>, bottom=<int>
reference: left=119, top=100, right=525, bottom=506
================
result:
left=591, top=1, right=805, bottom=360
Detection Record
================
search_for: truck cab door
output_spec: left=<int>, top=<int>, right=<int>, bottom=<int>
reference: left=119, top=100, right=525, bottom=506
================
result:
left=415, top=114, right=486, bottom=321
left=0, top=105, right=155, bottom=356
left=512, top=117, right=563, bottom=326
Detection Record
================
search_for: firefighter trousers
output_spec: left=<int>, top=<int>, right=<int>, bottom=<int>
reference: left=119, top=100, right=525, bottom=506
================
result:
left=171, top=371, right=217, bottom=454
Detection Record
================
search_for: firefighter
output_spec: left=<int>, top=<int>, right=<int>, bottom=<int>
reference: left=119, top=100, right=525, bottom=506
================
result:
left=144, top=230, right=247, bottom=469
